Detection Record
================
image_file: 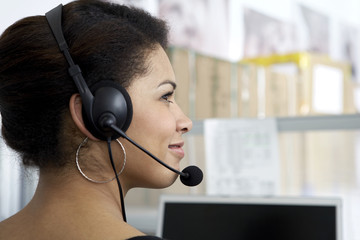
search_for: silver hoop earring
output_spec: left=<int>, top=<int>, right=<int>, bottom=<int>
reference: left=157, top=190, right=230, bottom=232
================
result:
left=75, top=137, right=126, bottom=184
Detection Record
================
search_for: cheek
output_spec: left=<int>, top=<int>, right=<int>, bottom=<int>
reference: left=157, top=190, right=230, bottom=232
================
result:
left=127, top=106, right=176, bottom=150
left=121, top=107, right=177, bottom=188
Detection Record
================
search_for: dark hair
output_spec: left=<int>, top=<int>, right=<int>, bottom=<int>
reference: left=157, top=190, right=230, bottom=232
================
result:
left=0, top=0, right=169, bottom=168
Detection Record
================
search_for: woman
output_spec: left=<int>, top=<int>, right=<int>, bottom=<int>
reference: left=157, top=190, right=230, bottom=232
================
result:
left=0, top=0, right=193, bottom=239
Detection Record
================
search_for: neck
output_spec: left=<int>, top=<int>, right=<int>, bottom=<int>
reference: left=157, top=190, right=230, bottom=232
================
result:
left=11, top=167, right=144, bottom=240
left=29, top=166, right=127, bottom=220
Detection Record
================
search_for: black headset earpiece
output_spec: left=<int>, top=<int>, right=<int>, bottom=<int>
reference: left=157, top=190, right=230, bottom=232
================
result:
left=45, top=4, right=133, bottom=141
left=86, top=81, right=133, bottom=140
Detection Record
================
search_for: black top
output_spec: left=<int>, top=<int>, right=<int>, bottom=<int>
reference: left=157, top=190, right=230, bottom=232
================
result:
left=128, top=236, right=164, bottom=240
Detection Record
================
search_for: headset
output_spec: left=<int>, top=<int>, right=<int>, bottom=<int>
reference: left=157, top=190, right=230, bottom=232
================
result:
left=45, top=4, right=133, bottom=141
left=45, top=3, right=133, bottom=222
left=45, top=3, right=203, bottom=222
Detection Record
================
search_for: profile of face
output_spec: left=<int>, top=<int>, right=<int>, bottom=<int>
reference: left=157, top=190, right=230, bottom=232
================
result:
left=119, top=45, right=192, bottom=189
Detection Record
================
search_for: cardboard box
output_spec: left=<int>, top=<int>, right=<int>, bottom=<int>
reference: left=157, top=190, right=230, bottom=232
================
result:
left=241, top=52, right=355, bottom=116
left=237, top=64, right=258, bottom=117
left=195, top=54, right=232, bottom=119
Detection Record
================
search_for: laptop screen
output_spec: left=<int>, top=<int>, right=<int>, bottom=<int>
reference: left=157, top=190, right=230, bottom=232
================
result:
left=157, top=195, right=342, bottom=240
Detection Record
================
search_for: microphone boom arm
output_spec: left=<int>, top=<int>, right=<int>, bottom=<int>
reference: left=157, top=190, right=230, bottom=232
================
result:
left=108, top=124, right=190, bottom=179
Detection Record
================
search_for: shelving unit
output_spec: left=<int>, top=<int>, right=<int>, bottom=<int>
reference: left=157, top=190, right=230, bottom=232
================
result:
left=191, top=114, right=360, bottom=134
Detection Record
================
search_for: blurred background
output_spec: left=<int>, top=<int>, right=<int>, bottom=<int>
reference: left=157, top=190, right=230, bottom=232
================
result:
left=1, top=0, right=360, bottom=239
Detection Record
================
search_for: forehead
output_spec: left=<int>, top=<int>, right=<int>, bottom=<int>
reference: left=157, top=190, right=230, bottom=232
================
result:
left=128, top=46, right=176, bottom=90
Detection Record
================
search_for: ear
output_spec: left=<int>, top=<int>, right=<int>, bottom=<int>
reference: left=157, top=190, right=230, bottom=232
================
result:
left=69, top=94, right=99, bottom=141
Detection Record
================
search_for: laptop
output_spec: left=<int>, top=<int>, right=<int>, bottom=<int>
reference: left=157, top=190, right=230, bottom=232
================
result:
left=157, top=195, right=342, bottom=240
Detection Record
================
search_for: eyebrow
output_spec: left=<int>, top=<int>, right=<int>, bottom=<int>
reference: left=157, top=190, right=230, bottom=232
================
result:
left=158, top=80, right=177, bottom=90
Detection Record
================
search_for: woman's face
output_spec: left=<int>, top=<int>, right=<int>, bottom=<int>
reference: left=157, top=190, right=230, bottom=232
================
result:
left=120, top=45, right=192, bottom=190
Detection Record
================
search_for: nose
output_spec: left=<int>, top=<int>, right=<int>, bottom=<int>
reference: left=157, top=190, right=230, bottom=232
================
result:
left=175, top=103, right=193, bottom=134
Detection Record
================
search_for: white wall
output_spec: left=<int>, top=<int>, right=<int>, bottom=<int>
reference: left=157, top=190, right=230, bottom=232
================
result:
left=2, top=0, right=360, bottom=56
left=0, top=0, right=72, bottom=34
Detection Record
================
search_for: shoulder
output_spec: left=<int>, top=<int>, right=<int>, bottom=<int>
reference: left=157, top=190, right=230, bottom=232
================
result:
left=127, top=236, right=165, bottom=240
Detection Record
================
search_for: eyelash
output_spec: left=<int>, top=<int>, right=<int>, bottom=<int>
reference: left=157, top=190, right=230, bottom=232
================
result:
left=161, top=91, right=174, bottom=103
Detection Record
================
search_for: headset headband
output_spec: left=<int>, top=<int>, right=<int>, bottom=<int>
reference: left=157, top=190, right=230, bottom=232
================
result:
left=45, top=4, right=133, bottom=140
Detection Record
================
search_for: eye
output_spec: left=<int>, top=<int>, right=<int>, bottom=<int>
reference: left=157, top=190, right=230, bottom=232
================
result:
left=161, top=91, right=174, bottom=103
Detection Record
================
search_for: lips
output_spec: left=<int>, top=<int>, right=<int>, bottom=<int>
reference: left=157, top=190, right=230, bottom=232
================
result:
left=168, top=142, right=185, bottom=158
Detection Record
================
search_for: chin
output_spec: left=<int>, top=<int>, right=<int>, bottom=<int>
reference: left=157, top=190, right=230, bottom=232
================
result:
left=151, top=171, right=179, bottom=189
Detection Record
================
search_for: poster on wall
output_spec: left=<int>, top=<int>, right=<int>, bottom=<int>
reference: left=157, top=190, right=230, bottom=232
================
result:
left=204, top=118, right=280, bottom=196
left=243, top=7, right=297, bottom=58
left=158, top=0, right=230, bottom=60
left=298, top=4, right=330, bottom=54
